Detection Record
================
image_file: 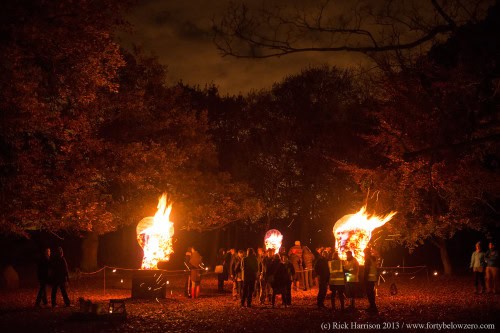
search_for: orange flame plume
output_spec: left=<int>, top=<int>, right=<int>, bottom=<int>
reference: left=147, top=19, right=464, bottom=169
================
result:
left=264, top=229, right=283, bottom=255
left=333, top=206, right=396, bottom=265
left=136, top=193, right=174, bottom=269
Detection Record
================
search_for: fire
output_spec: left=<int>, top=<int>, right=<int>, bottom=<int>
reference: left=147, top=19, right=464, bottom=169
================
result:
left=136, top=193, right=174, bottom=269
left=264, top=229, right=283, bottom=255
left=333, top=206, right=396, bottom=265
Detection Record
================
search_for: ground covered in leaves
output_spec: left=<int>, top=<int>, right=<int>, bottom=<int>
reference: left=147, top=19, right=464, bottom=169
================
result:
left=0, top=272, right=498, bottom=332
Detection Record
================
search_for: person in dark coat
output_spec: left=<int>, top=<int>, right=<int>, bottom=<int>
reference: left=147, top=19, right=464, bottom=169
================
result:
left=216, top=248, right=226, bottom=293
left=241, top=248, right=258, bottom=307
left=35, top=248, right=51, bottom=307
left=254, top=247, right=264, bottom=298
left=269, top=254, right=287, bottom=307
left=364, top=248, right=378, bottom=313
left=260, top=249, right=274, bottom=304
left=314, top=250, right=330, bottom=308
left=51, top=247, right=70, bottom=307
left=282, top=254, right=295, bottom=306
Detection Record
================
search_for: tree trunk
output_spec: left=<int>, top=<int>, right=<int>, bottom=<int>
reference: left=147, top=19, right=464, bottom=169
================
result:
left=81, top=232, right=99, bottom=272
left=436, top=238, right=453, bottom=275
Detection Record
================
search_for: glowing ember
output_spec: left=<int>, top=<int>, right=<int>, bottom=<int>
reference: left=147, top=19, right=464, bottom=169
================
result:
left=136, top=193, right=174, bottom=269
left=333, top=206, right=396, bottom=265
left=264, top=229, right=283, bottom=255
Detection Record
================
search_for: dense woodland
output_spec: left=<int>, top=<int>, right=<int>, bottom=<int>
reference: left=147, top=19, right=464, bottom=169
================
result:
left=0, top=0, right=498, bottom=274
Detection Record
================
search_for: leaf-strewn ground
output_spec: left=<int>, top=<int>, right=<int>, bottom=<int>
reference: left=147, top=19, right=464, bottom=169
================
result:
left=0, top=273, right=498, bottom=332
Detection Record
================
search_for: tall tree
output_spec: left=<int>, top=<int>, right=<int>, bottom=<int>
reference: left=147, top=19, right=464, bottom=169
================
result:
left=343, top=2, right=500, bottom=274
left=0, top=0, right=129, bottom=237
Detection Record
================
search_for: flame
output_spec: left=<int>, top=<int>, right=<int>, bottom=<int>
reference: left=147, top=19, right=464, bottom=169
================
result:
left=136, top=193, right=174, bottom=269
left=333, top=206, right=396, bottom=265
left=264, top=229, right=283, bottom=255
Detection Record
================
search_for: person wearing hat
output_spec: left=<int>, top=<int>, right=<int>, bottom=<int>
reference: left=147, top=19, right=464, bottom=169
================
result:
left=485, top=242, right=498, bottom=294
left=470, top=242, right=486, bottom=294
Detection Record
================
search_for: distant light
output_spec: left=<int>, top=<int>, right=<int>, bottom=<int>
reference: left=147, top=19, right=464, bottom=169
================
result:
left=166, top=281, right=170, bottom=285
left=433, top=271, right=438, bottom=276
left=112, top=269, right=117, bottom=273
left=120, top=279, right=123, bottom=283
left=382, top=270, right=387, bottom=275
left=205, top=267, right=209, bottom=271
left=395, top=272, right=399, bottom=276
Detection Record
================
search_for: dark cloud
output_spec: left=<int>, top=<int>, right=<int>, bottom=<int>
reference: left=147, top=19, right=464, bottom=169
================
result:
left=118, top=0, right=367, bottom=95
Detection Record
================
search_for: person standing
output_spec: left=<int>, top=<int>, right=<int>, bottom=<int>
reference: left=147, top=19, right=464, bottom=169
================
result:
left=216, top=248, right=226, bottom=293
left=328, top=252, right=346, bottom=312
left=314, top=250, right=330, bottom=309
left=254, top=248, right=264, bottom=298
left=189, top=247, right=203, bottom=299
left=343, top=250, right=359, bottom=310
left=241, top=248, right=258, bottom=307
left=260, top=249, right=274, bottom=304
left=51, top=247, right=70, bottom=308
left=364, top=248, right=378, bottom=313
left=35, top=248, right=51, bottom=307
left=232, top=250, right=244, bottom=299
left=184, top=250, right=192, bottom=297
left=485, top=242, right=499, bottom=294
left=288, top=242, right=303, bottom=291
left=470, top=242, right=486, bottom=294
left=302, top=246, right=314, bottom=291
left=282, top=254, right=295, bottom=306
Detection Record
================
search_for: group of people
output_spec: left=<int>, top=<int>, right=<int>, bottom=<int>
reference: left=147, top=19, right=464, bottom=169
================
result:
left=35, top=246, right=71, bottom=308
left=215, top=241, right=379, bottom=313
left=470, top=241, right=498, bottom=294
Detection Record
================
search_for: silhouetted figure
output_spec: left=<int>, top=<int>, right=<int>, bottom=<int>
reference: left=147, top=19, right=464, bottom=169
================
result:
left=364, top=248, right=378, bottom=313
left=35, top=248, right=51, bottom=307
left=282, top=254, right=295, bottom=306
left=485, top=242, right=499, bottom=294
left=314, top=250, right=330, bottom=308
left=51, top=247, right=70, bottom=307
left=241, top=248, right=258, bottom=307
left=216, top=248, right=226, bottom=293
left=270, top=254, right=287, bottom=307
left=184, top=250, right=192, bottom=297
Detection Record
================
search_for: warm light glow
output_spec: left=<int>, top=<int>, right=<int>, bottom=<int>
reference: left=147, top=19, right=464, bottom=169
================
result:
left=264, top=229, right=283, bottom=255
left=136, top=193, right=175, bottom=269
left=433, top=271, right=438, bottom=276
left=333, top=206, right=396, bottom=265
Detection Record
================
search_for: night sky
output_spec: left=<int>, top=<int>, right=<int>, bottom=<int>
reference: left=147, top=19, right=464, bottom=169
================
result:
left=119, top=0, right=368, bottom=94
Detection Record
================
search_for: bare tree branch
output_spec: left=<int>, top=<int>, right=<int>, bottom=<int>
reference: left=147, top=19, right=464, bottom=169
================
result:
left=213, top=0, right=493, bottom=59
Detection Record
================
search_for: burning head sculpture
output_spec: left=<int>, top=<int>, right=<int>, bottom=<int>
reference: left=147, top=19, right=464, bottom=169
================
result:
left=333, top=206, right=396, bottom=265
left=264, top=229, right=283, bottom=255
left=136, top=193, right=174, bottom=269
